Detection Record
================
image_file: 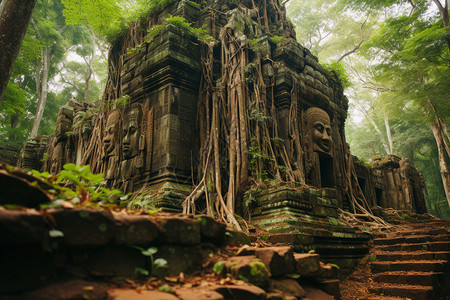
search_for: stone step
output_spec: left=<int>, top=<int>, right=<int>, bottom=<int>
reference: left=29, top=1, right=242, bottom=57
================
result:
left=366, top=296, right=412, bottom=300
left=376, top=241, right=450, bottom=252
left=373, top=234, right=450, bottom=246
left=370, top=261, right=448, bottom=273
left=374, top=251, right=450, bottom=262
left=373, top=271, right=444, bottom=286
left=396, top=228, right=449, bottom=236
left=369, top=284, right=435, bottom=300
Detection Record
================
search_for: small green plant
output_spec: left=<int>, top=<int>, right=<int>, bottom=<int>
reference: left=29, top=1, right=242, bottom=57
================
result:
left=422, top=244, right=428, bottom=250
left=116, top=95, right=130, bottom=107
left=248, top=38, right=260, bottom=48
left=213, top=261, right=225, bottom=275
left=270, top=35, right=285, bottom=44
left=158, top=285, right=174, bottom=293
left=368, top=255, right=377, bottom=262
left=249, top=109, right=268, bottom=122
left=147, top=16, right=215, bottom=43
left=132, top=246, right=168, bottom=277
left=32, top=164, right=128, bottom=207
left=261, top=234, right=269, bottom=242
left=308, top=249, right=316, bottom=254
left=327, top=263, right=340, bottom=270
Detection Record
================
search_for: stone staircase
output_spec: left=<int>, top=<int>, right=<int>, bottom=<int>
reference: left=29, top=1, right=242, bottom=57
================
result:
left=368, top=221, right=450, bottom=300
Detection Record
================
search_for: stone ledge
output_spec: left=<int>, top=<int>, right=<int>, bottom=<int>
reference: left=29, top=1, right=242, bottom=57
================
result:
left=0, top=208, right=227, bottom=248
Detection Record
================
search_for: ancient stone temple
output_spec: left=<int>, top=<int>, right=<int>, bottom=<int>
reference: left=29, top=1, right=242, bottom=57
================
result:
left=27, top=0, right=427, bottom=271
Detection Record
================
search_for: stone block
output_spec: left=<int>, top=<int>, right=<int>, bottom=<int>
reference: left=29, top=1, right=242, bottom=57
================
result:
left=223, top=256, right=270, bottom=287
left=175, top=288, right=224, bottom=300
left=269, top=278, right=306, bottom=298
left=293, top=253, right=321, bottom=277
left=319, top=279, right=341, bottom=300
left=108, top=289, right=179, bottom=300
left=79, top=245, right=146, bottom=278
left=269, top=233, right=313, bottom=245
left=211, top=285, right=266, bottom=300
left=255, top=246, right=295, bottom=277
left=113, top=214, right=159, bottom=245
left=157, top=216, right=201, bottom=245
left=0, top=171, right=51, bottom=208
left=195, top=215, right=226, bottom=245
left=50, top=209, right=115, bottom=246
left=225, top=230, right=252, bottom=245
left=319, top=262, right=335, bottom=278
left=0, top=209, right=47, bottom=244
left=153, top=245, right=202, bottom=277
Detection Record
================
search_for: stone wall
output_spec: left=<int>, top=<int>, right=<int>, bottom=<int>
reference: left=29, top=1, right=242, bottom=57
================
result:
left=0, top=145, right=19, bottom=166
left=354, top=155, right=427, bottom=214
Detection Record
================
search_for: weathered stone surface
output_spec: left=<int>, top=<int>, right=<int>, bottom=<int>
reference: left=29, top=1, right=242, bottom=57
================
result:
left=79, top=246, right=147, bottom=277
left=266, top=292, right=285, bottom=300
left=153, top=245, right=203, bottom=277
left=293, top=253, right=321, bottom=277
left=107, top=289, right=179, bottom=300
left=195, top=215, right=226, bottom=245
left=0, top=170, right=50, bottom=208
left=319, top=279, right=341, bottom=300
left=269, top=233, right=313, bottom=245
left=113, top=214, right=159, bottom=245
left=269, top=278, right=306, bottom=298
left=319, top=262, right=335, bottom=278
left=255, top=247, right=295, bottom=277
left=303, top=285, right=335, bottom=300
left=210, top=285, right=266, bottom=300
left=223, top=256, right=270, bottom=287
left=18, top=279, right=108, bottom=300
left=225, top=230, right=252, bottom=245
left=50, top=208, right=115, bottom=246
left=175, top=288, right=224, bottom=300
left=0, top=209, right=47, bottom=244
left=157, top=216, right=201, bottom=245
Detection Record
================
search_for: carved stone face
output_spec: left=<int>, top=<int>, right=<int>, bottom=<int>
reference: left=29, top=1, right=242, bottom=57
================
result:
left=306, top=107, right=332, bottom=154
left=103, top=110, right=120, bottom=156
left=122, top=106, right=141, bottom=160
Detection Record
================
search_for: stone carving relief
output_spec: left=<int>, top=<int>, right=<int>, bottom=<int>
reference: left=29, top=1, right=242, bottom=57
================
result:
left=306, top=107, right=332, bottom=155
left=120, top=103, right=145, bottom=193
left=305, top=107, right=335, bottom=188
left=103, top=109, right=120, bottom=181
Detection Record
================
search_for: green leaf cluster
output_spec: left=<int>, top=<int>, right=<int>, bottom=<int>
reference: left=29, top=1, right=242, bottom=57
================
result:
left=32, top=163, right=127, bottom=206
left=147, top=16, right=215, bottom=43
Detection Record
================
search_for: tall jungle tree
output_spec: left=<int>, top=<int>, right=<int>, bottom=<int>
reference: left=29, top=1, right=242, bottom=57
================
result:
left=0, top=0, right=38, bottom=105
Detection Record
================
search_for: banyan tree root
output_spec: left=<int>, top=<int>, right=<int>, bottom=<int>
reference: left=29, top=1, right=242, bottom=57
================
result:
left=338, top=208, right=394, bottom=231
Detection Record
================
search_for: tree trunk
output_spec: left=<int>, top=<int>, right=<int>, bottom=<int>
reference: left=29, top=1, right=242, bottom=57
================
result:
left=384, top=114, right=394, bottom=154
left=0, top=0, right=38, bottom=104
left=429, top=99, right=450, bottom=206
left=432, top=0, right=450, bottom=50
left=0, top=0, right=6, bottom=16
left=30, top=47, right=50, bottom=139
left=431, top=122, right=450, bottom=206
